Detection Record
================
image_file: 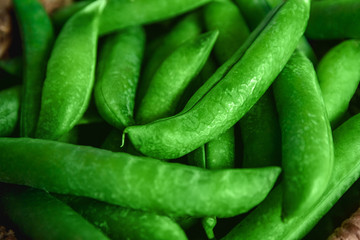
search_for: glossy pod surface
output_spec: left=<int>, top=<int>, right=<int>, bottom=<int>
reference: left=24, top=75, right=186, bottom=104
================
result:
left=125, top=0, right=310, bottom=159
left=0, top=186, right=109, bottom=240
left=36, top=0, right=105, bottom=140
left=0, top=86, right=21, bottom=137
left=0, top=138, right=280, bottom=218
left=273, top=51, right=334, bottom=219
left=223, top=113, right=360, bottom=240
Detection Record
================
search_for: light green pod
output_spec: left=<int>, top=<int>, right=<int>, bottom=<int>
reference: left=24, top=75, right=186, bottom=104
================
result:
left=273, top=51, right=334, bottom=219
left=222, top=113, right=360, bottom=240
left=99, top=0, right=214, bottom=35
left=0, top=185, right=109, bottom=240
left=0, top=85, right=21, bottom=137
left=136, top=30, right=219, bottom=124
left=57, top=195, right=188, bottom=240
left=0, top=138, right=280, bottom=218
left=125, top=0, right=310, bottom=159
left=36, top=0, right=105, bottom=140
left=138, top=13, right=203, bottom=107
left=306, top=0, right=360, bottom=39
left=13, top=0, right=54, bottom=137
left=203, top=0, right=250, bottom=64
left=95, top=26, right=145, bottom=129
left=317, top=39, right=360, bottom=126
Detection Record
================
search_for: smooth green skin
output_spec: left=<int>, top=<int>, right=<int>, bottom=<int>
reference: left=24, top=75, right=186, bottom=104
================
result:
left=13, top=0, right=54, bottom=138
left=95, top=26, right=145, bottom=130
left=0, top=86, right=21, bottom=137
left=306, top=0, right=360, bottom=39
left=36, top=0, right=105, bottom=140
left=273, top=51, right=334, bottom=220
left=240, top=89, right=281, bottom=168
left=125, top=0, right=310, bottom=160
left=138, top=13, right=203, bottom=107
left=203, top=0, right=250, bottom=64
left=51, top=0, right=93, bottom=30
left=57, top=195, right=188, bottom=240
left=222, top=113, right=360, bottom=240
left=0, top=185, right=109, bottom=240
left=136, top=31, right=219, bottom=124
left=317, top=40, right=360, bottom=126
left=0, top=57, right=22, bottom=77
left=99, top=0, right=215, bottom=35
left=0, top=137, right=280, bottom=218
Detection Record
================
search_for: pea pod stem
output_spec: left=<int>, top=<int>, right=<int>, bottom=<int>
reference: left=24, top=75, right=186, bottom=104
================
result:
left=0, top=137, right=280, bottom=218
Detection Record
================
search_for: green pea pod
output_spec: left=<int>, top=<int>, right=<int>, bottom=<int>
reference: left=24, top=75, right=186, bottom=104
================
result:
left=36, top=0, right=105, bottom=140
left=99, top=0, right=214, bottom=35
left=0, top=138, right=281, bottom=218
left=125, top=0, right=310, bottom=159
left=317, top=40, right=360, bottom=126
left=222, top=113, right=360, bottom=240
left=306, top=0, right=360, bottom=39
left=56, top=195, right=188, bottom=240
left=95, top=26, right=145, bottom=129
left=203, top=0, right=250, bottom=64
left=13, top=0, right=54, bottom=137
left=138, top=13, right=203, bottom=108
left=136, top=30, right=219, bottom=124
left=0, top=85, right=21, bottom=137
left=273, top=51, right=334, bottom=220
left=0, top=57, right=22, bottom=77
left=233, top=0, right=271, bottom=30
left=240, top=89, right=281, bottom=168
left=0, top=185, right=109, bottom=240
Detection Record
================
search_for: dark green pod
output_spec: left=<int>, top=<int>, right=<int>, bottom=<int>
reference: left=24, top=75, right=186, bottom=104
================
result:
left=0, top=85, right=21, bottom=137
left=0, top=137, right=280, bottom=218
left=273, top=51, right=334, bottom=219
left=13, top=0, right=54, bottom=137
left=36, top=0, right=105, bottom=140
left=125, top=0, right=310, bottom=159
left=57, top=195, right=188, bottom=240
left=222, top=113, right=360, bottom=240
left=0, top=185, right=109, bottom=240
left=95, top=26, right=145, bottom=129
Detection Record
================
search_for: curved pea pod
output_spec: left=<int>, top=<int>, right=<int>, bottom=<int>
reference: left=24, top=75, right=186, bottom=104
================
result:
left=136, top=30, right=219, bottom=124
left=203, top=0, right=250, bottom=64
left=0, top=138, right=281, bottom=218
left=0, top=85, right=21, bottom=137
left=306, top=0, right=360, bottom=39
left=222, top=113, right=360, bottom=240
left=138, top=13, right=203, bottom=103
left=35, top=0, right=105, bottom=140
left=0, top=57, right=22, bottom=77
left=99, top=0, right=214, bottom=35
left=317, top=40, right=360, bottom=126
left=125, top=0, right=310, bottom=160
left=13, top=0, right=54, bottom=137
left=0, top=185, right=109, bottom=240
left=57, top=195, right=188, bottom=240
left=240, top=89, right=281, bottom=168
left=273, top=51, right=334, bottom=220
left=94, top=26, right=145, bottom=130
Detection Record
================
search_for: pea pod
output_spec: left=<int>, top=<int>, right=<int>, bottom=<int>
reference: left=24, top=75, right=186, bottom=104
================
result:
left=125, top=0, right=310, bottom=159
left=0, top=57, right=22, bottom=77
left=99, top=0, right=214, bottom=35
left=56, top=195, right=188, bottom=240
left=306, top=0, right=360, bottom=39
left=136, top=30, right=218, bottom=124
left=273, top=51, right=334, bottom=219
left=13, top=0, right=54, bottom=137
left=0, top=185, right=109, bottom=240
left=222, top=113, right=360, bottom=240
left=317, top=39, right=360, bottom=126
left=0, top=137, right=280, bottom=218
left=36, top=0, right=105, bottom=140
left=0, top=85, right=21, bottom=137
left=95, top=26, right=145, bottom=129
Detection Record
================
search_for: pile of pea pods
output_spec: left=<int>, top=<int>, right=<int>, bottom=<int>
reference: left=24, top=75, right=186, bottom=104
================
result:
left=1, top=0, right=360, bottom=239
